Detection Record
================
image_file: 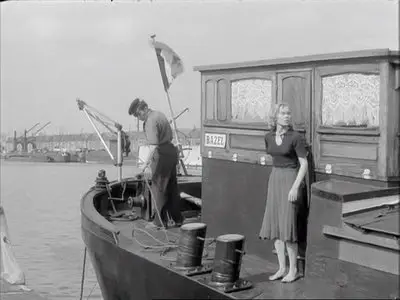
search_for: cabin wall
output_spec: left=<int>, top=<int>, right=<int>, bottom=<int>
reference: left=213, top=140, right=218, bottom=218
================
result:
left=201, top=158, right=275, bottom=261
left=305, top=181, right=400, bottom=293
left=197, top=51, right=399, bottom=296
left=200, top=56, right=400, bottom=188
left=305, top=187, right=343, bottom=277
left=199, top=53, right=400, bottom=268
left=387, top=61, right=400, bottom=181
left=201, top=157, right=309, bottom=263
left=313, top=61, right=396, bottom=184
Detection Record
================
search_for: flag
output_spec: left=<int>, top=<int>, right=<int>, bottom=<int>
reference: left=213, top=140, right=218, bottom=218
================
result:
left=151, top=39, right=184, bottom=91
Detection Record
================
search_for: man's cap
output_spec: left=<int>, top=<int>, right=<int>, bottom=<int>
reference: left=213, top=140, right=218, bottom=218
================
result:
left=128, top=98, right=141, bottom=116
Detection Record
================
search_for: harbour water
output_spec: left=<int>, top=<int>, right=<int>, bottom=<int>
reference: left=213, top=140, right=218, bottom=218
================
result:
left=0, top=160, right=141, bottom=299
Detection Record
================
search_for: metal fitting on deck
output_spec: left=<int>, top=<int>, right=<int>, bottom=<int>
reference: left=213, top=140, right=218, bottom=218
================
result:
left=95, top=169, right=109, bottom=190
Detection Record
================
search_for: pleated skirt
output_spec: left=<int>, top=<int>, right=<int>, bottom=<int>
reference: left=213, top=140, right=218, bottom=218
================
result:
left=259, top=167, right=300, bottom=242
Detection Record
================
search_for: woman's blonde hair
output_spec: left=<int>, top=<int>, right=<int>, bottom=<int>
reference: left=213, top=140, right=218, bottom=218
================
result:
left=269, top=103, right=293, bottom=131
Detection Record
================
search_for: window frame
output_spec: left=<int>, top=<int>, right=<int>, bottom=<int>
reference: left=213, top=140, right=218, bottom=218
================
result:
left=203, top=71, right=276, bottom=131
left=315, top=63, right=381, bottom=135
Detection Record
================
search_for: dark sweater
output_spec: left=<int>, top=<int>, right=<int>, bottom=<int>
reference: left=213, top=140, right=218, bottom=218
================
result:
left=264, top=129, right=308, bottom=168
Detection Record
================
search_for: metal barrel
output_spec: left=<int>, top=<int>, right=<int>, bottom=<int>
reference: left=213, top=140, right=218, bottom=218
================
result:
left=176, top=223, right=207, bottom=268
left=211, top=234, right=245, bottom=284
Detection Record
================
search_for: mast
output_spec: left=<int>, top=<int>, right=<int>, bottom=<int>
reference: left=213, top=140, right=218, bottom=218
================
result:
left=150, top=34, right=188, bottom=175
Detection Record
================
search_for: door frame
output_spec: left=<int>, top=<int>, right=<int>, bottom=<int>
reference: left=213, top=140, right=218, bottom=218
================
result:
left=276, top=70, right=313, bottom=146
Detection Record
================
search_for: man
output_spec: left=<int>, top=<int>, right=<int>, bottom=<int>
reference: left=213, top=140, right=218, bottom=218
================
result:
left=128, top=98, right=183, bottom=229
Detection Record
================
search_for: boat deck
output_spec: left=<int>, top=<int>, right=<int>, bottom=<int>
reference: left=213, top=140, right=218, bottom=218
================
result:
left=111, top=215, right=395, bottom=299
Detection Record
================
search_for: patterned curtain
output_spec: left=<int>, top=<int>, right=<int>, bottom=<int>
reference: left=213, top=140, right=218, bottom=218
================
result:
left=231, top=79, right=272, bottom=123
left=322, top=73, right=380, bottom=127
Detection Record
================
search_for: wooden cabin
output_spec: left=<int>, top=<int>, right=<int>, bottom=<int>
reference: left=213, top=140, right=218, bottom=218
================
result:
left=193, top=49, right=400, bottom=278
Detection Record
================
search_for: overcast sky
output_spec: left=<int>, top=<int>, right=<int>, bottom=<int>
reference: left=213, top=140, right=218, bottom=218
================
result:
left=0, top=0, right=398, bottom=136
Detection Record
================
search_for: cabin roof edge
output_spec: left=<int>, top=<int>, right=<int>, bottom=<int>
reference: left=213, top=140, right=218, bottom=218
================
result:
left=193, top=48, right=399, bottom=72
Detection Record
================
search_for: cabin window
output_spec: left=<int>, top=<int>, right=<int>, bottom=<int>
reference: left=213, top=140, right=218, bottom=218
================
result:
left=205, top=80, right=215, bottom=120
left=231, top=79, right=272, bottom=123
left=321, top=73, right=380, bottom=128
left=217, top=79, right=228, bottom=121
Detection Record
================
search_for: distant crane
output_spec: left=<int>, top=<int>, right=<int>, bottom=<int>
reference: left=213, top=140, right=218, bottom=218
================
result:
left=26, top=123, right=40, bottom=135
left=31, top=122, right=51, bottom=137
left=13, top=122, right=52, bottom=153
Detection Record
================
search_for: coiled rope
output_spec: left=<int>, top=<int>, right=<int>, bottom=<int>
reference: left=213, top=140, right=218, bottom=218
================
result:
left=132, top=169, right=217, bottom=262
left=132, top=171, right=177, bottom=248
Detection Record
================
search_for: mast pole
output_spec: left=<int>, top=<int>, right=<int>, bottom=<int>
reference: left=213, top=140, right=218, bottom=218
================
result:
left=150, top=34, right=188, bottom=175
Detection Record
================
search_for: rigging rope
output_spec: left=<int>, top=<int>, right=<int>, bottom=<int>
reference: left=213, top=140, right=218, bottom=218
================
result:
left=84, top=102, right=118, bottom=127
left=85, top=110, right=117, bottom=135
left=79, top=246, right=99, bottom=300
left=86, top=282, right=98, bottom=299
left=79, top=247, right=87, bottom=300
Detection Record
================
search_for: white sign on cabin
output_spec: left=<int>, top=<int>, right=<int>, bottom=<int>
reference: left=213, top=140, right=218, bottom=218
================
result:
left=204, top=133, right=226, bottom=148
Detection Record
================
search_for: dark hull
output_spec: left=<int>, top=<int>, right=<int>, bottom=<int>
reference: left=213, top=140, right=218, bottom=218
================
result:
left=3, top=151, right=83, bottom=163
left=81, top=176, right=235, bottom=300
left=3, top=153, right=54, bottom=162
left=82, top=228, right=232, bottom=300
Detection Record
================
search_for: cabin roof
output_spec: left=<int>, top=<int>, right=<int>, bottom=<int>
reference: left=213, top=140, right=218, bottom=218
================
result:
left=193, top=48, right=400, bottom=72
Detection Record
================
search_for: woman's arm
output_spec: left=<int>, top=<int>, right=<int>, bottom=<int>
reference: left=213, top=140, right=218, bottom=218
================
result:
left=288, top=157, right=308, bottom=202
left=293, top=157, right=308, bottom=189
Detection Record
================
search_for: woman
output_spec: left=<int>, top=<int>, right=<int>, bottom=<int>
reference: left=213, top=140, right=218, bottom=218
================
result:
left=259, top=103, right=308, bottom=283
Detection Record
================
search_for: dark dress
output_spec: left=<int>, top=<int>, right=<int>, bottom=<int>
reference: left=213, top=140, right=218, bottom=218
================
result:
left=143, top=110, right=183, bottom=226
left=259, top=129, right=308, bottom=242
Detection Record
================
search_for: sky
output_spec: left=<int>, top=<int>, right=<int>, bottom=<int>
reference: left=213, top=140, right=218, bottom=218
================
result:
left=0, top=0, right=398, bottom=136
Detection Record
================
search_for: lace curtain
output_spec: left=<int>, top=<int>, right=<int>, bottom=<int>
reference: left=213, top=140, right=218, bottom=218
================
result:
left=231, top=79, right=272, bottom=123
left=322, top=73, right=380, bottom=127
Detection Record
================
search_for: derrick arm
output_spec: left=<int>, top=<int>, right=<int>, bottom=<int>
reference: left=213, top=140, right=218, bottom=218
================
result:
left=77, top=98, right=124, bottom=181
left=25, top=123, right=40, bottom=135
left=32, top=122, right=51, bottom=136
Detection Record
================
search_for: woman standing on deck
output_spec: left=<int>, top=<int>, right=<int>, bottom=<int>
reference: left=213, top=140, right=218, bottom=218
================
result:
left=259, top=103, right=308, bottom=283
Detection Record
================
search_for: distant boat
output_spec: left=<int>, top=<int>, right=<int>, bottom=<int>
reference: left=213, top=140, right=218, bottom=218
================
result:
left=3, top=152, right=54, bottom=163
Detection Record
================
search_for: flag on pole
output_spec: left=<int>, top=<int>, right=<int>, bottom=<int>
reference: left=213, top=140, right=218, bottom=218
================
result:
left=150, top=39, right=184, bottom=91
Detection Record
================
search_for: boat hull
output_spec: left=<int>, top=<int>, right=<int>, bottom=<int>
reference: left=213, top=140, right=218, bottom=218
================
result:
left=81, top=176, right=235, bottom=300
left=81, top=174, right=399, bottom=300
left=82, top=227, right=232, bottom=300
left=3, top=153, right=54, bottom=162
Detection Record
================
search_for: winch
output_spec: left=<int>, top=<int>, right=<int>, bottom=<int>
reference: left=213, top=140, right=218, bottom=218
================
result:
left=127, top=175, right=153, bottom=222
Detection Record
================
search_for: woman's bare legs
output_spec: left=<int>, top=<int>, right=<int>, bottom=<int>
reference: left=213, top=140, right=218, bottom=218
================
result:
left=269, top=239, right=287, bottom=280
left=282, top=241, right=298, bottom=282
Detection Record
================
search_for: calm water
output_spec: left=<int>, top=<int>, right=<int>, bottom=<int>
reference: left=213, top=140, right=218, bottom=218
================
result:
left=0, top=160, right=140, bottom=299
